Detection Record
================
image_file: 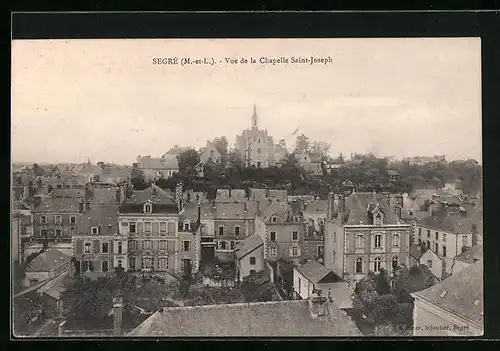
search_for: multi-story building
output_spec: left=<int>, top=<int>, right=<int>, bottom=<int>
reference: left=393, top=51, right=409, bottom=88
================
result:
left=199, top=140, right=222, bottom=165
left=302, top=200, right=327, bottom=262
left=136, top=155, right=179, bottom=181
left=324, top=191, right=412, bottom=287
left=117, top=185, right=199, bottom=277
left=235, top=105, right=276, bottom=168
left=73, top=204, right=119, bottom=277
left=12, top=211, right=34, bottom=263
left=295, top=153, right=324, bottom=176
left=414, top=202, right=477, bottom=274
left=213, top=201, right=259, bottom=262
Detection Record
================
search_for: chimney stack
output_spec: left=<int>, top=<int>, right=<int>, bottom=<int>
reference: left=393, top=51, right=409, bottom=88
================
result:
left=309, top=292, right=329, bottom=318
left=112, top=297, right=123, bottom=336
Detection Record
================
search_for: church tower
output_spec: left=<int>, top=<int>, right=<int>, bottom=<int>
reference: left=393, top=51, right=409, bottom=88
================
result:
left=251, top=104, right=258, bottom=129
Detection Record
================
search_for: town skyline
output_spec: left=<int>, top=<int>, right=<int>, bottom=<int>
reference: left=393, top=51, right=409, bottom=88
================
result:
left=12, top=38, right=481, bottom=165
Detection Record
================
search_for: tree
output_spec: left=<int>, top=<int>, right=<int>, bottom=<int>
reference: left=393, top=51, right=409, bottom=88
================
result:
left=375, top=269, right=391, bottom=295
left=310, top=141, right=331, bottom=160
left=294, top=134, right=310, bottom=154
left=177, top=149, right=200, bottom=173
left=212, top=137, right=229, bottom=163
left=130, top=166, right=149, bottom=190
left=228, top=149, right=244, bottom=169
left=32, top=163, right=45, bottom=177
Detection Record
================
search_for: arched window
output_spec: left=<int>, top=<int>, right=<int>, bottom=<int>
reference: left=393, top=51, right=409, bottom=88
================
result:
left=355, top=258, right=363, bottom=273
left=392, top=256, right=399, bottom=270
left=392, top=233, right=400, bottom=248
left=374, top=257, right=382, bottom=272
left=374, top=234, right=382, bottom=248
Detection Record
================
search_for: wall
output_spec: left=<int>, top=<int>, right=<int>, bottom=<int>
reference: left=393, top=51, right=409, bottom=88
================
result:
left=33, top=212, right=79, bottom=242
left=419, top=250, right=444, bottom=280
left=413, top=297, right=483, bottom=336
left=324, top=220, right=344, bottom=278
left=202, top=276, right=235, bottom=288
left=237, top=245, right=264, bottom=280
left=12, top=217, right=20, bottom=262
left=293, top=268, right=313, bottom=299
left=267, top=223, right=305, bottom=262
left=451, top=259, right=471, bottom=276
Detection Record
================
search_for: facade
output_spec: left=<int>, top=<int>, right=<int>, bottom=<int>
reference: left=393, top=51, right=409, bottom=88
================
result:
left=293, top=260, right=353, bottom=309
left=136, top=155, right=179, bottom=181
left=324, top=191, right=412, bottom=287
left=414, top=203, right=476, bottom=274
left=409, top=244, right=445, bottom=280
left=73, top=205, right=119, bottom=277
left=295, top=153, right=324, bottom=175
left=411, top=261, right=483, bottom=336
left=235, top=105, right=276, bottom=168
left=199, top=141, right=222, bottom=165
left=235, top=234, right=264, bottom=281
left=451, top=245, right=482, bottom=276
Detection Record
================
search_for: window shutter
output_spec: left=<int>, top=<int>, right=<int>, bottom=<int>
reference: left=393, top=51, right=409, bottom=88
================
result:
left=93, top=240, right=100, bottom=254
left=138, top=240, right=143, bottom=250
left=153, top=240, right=158, bottom=250
left=153, top=222, right=160, bottom=234
left=76, top=239, right=83, bottom=254
left=109, top=241, right=114, bottom=255
left=137, top=221, right=143, bottom=234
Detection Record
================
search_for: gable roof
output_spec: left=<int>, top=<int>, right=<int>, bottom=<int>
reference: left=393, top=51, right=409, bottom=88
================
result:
left=119, top=185, right=177, bottom=213
left=26, top=249, right=71, bottom=273
left=75, top=205, right=119, bottom=236
left=455, top=245, right=483, bottom=264
left=303, top=200, right=328, bottom=214
left=33, top=196, right=81, bottom=213
left=235, top=234, right=263, bottom=260
left=413, top=260, right=483, bottom=326
left=214, top=201, right=258, bottom=220
left=137, top=156, right=178, bottom=170
left=418, top=213, right=477, bottom=234
left=259, top=200, right=289, bottom=222
left=127, top=300, right=362, bottom=337
left=343, top=192, right=400, bottom=225
left=295, top=261, right=344, bottom=285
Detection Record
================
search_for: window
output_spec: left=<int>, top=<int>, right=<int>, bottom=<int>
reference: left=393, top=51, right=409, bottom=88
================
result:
left=41, top=229, right=47, bottom=238
left=435, top=232, right=439, bottom=240
left=356, top=234, right=365, bottom=249
left=168, top=221, right=176, bottom=234
left=129, top=257, right=135, bottom=270
left=443, top=233, right=447, bottom=242
left=374, top=234, right=382, bottom=248
left=183, top=241, right=191, bottom=252
left=374, top=213, right=383, bottom=225
left=355, top=258, right=363, bottom=273
left=220, top=241, right=227, bottom=250
left=270, top=247, right=277, bottom=256
left=55, top=215, right=62, bottom=224
left=234, top=226, right=241, bottom=236
left=158, top=257, right=168, bottom=271
left=160, top=222, right=167, bottom=234
left=392, top=256, right=399, bottom=270
left=298, top=278, right=301, bottom=294
left=118, top=242, right=123, bottom=254
left=257, top=162, right=262, bottom=168
left=102, top=242, right=109, bottom=253
left=84, top=261, right=92, bottom=271
left=426, top=240, right=430, bottom=249
left=434, top=243, right=438, bottom=253
left=144, top=203, right=152, bottom=214
left=159, top=240, right=166, bottom=250
left=70, top=216, right=76, bottom=225
left=317, top=245, right=324, bottom=258
left=333, top=232, right=337, bottom=243
left=218, top=226, right=224, bottom=236
left=292, top=246, right=298, bottom=257
left=250, top=257, right=256, bottom=265
left=102, top=260, right=109, bottom=272
left=130, top=222, right=136, bottom=233
left=462, top=235, right=468, bottom=246
left=142, top=257, right=152, bottom=270
left=374, top=257, right=382, bottom=272
left=271, top=216, right=277, bottom=224
left=145, top=222, right=152, bottom=234
left=270, top=231, right=277, bottom=241
left=184, top=222, right=190, bottom=231
left=427, top=260, right=432, bottom=268
left=55, top=229, right=62, bottom=237
left=443, top=245, right=447, bottom=257
left=40, top=216, right=47, bottom=224
left=292, top=231, right=299, bottom=241
left=427, top=230, right=431, bottom=238
left=332, top=251, right=336, bottom=263
left=91, top=227, right=99, bottom=235
left=121, top=221, right=129, bottom=227
left=129, top=240, right=136, bottom=250
left=257, top=148, right=261, bottom=153
left=392, top=234, right=400, bottom=248
left=84, top=242, right=91, bottom=253
left=418, top=228, right=421, bottom=236
left=230, top=241, right=235, bottom=250
left=143, top=240, right=151, bottom=250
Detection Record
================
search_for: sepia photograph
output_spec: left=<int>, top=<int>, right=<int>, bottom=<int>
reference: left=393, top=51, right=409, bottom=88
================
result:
left=11, top=37, right=483, bottom=338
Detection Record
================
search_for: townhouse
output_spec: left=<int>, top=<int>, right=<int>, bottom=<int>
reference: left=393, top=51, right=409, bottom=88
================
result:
left=324, top=191, right=412, bottom=287
left=302, top=200, right=328, bottom=262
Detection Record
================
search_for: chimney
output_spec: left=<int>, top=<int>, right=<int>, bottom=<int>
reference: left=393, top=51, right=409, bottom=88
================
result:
left=327, top=192, right=334, bottom=220
left=197, top=203, right=201, bottom=225
left=308, top=292, right=329, bottom=318
left=112, top=297, right=123, bottom=336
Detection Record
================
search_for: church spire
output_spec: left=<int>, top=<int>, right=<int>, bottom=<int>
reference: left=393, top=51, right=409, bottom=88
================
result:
left=252, top=104, right=258, bottom=129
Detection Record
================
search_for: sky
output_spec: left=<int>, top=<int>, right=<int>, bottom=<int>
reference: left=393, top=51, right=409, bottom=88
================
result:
left=11, top=38, right=482, bottom=165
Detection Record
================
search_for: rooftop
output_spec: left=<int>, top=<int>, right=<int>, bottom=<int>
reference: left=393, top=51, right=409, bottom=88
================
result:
left=214, top=201, right=259, bottom=220
left=418, top=212, right=477, bottom=234
left=26, top=249, right=72, bottom=273
left=75, top=205, right=119, bottom=236
left=137, top=156, right=179, bottom=170
left=343, top=192, right=401, bottom=225
left=127, top=300, right=362, bottom=337
left=455, top=245, right=483, bottom=264
left=295, top=261, right=344, bottom=285
left=303, top=200, right=328, bottom=214
left=235, top=234, right=263, bottom=260
left=34, top=196, right=82, bottom=213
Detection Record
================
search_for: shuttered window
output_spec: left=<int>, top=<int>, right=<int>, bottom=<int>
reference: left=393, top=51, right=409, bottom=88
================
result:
left=137, top=222, right=144, bottom=234
left=153, top=222, right=160, bottom=234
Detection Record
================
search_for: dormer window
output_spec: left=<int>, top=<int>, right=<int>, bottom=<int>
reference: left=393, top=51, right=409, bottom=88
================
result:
left=374, top=212, right=383, bottom=226
left=271, top=216, right=277, bottom=224
left=184, top=221, right=191, bottom=231
left=144, top=202, right=152, bottom=214
left=91, top=227, right=99, bottom=235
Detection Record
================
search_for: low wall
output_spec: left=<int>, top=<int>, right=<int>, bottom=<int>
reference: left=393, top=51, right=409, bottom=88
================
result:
left=202, top=276, right=235, bottom=288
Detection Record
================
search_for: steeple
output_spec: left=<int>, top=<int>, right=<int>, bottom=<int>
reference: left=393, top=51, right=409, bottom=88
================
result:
left=252, top=104, right=258, bottom=129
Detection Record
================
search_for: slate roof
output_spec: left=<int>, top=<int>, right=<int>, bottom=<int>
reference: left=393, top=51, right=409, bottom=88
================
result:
left=215, top=201, right=258, bottom=220
left=37, top=272, right=72, bottom=300
left=26, top=249, right=71, bottom=273
left=343, top=192, right=400, bottom=225
left=50, top=188, right=85, bottom=198
left=120, top=185, right=177, bottom=213
left=267, top=190, right=288, bottom=202
left=455, top=245, right=483, bottom=264
left=137, top=156, right=178, bottom=170
left=215, top=189, right=247, bottom=202
left=34, top=196, right=81, bottom=213
left=409, top=244, right=425, bottom=260
left=249, top=188, right=267, bottom=201
left=295, top=261, right=343, bottom=285
left=88, top=187, right=118, bottom=204
left=235, top=234, right=263, bottom=260
left=418, top=213, right=477, bottom=234
left=413, top=260, right=483, bottom=326
left=259, top=200, right=289, bottom=222
left=128, top=300, right=362, bottom=337
left=75, top=205, right=119, bottom=236
left=303, top=200, right=328, bottom=214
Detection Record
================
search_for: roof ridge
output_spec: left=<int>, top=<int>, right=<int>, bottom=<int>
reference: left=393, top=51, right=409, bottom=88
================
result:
left=159, top=299, right=304, bottom=312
